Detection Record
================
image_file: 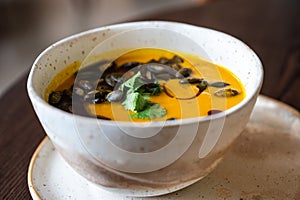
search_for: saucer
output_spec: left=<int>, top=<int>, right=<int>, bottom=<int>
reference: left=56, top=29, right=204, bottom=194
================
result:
left=28, top=95, right=300, bottom=199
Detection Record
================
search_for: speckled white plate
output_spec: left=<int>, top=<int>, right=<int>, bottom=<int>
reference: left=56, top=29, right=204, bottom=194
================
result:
left=28, top=95, right=300, bottom=200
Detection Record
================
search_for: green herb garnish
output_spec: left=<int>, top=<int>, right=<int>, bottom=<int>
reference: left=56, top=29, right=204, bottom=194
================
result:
left=119, top=72, right=166, bottom=119
left=119, top=72, right=144, bottom=93
left=131, top=104, right=167, bottom=119
left=122, top=92, right=149, bottom=112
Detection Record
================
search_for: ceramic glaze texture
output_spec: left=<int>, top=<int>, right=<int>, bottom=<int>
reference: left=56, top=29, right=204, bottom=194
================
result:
left=27, top=21, right=263, bottom=196
left=28, top=96, right=300, bottom=199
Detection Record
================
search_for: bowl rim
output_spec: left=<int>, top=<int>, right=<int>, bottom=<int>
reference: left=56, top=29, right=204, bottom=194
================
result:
left=27, top=21, right=264, bottom=127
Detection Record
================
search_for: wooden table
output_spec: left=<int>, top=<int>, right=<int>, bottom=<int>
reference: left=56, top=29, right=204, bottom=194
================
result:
left=0, top=0, right=299, bottom=199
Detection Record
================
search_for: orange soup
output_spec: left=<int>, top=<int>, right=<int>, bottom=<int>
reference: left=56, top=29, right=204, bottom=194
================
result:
left=46, top=48, right=245, bottom=122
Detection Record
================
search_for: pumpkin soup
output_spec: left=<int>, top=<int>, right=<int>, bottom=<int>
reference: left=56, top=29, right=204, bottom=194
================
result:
left=46, top=48, right=245, bottom=121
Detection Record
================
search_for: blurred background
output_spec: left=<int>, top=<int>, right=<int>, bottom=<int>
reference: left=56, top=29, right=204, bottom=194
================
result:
left=1, top=0, right=299, bottom=110
left=0, top=0, right=206, bottom=96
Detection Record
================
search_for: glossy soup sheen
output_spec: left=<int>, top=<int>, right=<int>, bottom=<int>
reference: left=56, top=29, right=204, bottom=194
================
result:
left=46, top=48, right=245, bottom=122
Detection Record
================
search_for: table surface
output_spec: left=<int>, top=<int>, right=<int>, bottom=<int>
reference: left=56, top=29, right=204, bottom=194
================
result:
left=1, top=0, right=299, bottom=199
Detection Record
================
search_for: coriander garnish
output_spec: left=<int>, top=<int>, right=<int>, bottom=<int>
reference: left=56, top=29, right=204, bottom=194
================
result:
left=119, top=72, right=167, bottom=119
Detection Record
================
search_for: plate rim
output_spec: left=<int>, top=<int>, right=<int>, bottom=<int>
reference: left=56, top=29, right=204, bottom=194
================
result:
left=28, top=137, right=49, bottom=200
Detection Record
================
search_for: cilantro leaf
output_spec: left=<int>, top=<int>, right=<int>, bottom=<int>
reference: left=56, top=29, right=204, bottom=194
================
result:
left=118, top=71, right=166, bottom=120
left=131, top=104, right=167, bottom=119
left=119, top=72, right=144, bottom=93
left=122, top=92, right=149, bottom=112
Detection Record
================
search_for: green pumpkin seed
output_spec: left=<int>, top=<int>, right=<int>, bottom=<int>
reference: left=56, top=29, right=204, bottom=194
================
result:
left=49, top=91, right=63, bottom=105
left=209, top=81, right=230, bottom=88
left=214, top=88, right=240, bottom=97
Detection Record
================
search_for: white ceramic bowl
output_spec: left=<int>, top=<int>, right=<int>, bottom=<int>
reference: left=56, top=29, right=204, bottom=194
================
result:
left=27, top=21, right=263, bottom=197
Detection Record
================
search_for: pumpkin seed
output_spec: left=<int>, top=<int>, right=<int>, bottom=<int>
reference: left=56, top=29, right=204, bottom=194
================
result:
left=84, top=90, right=108, bottom=104
left=168, top=63, right=182, bottom=71
left=214, top=88, right=240, bottom=97
left=209, top=81, right=230, bottom=88
left=73, top=87, right=85, bottom=97
left=170, top=55, right=184, bottom=63
left=106, top=90, right=124, bottom=102
left=196, top=80, right=208, bottom=92
left=49, top=91, right=63, bottom=105
left=158, top=57, right=169, bottom=64
left=179, top=77, right=204, bottom=84
left=154, top=73, right=173, bottom=81
left=77, top=80, right=93, bottom=91
left=145, top=63, right=169, bottom=74
left=105, top=74, right=117, bottom=87
left=57, top=101, right=72, bottom=113
left=119, top=62, right=140, bottom=70
left=175, top=68, right=192, bottom=78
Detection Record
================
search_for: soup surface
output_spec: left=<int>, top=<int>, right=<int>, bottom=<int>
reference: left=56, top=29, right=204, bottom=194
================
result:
left=46, top=48, right=245, bottom=122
